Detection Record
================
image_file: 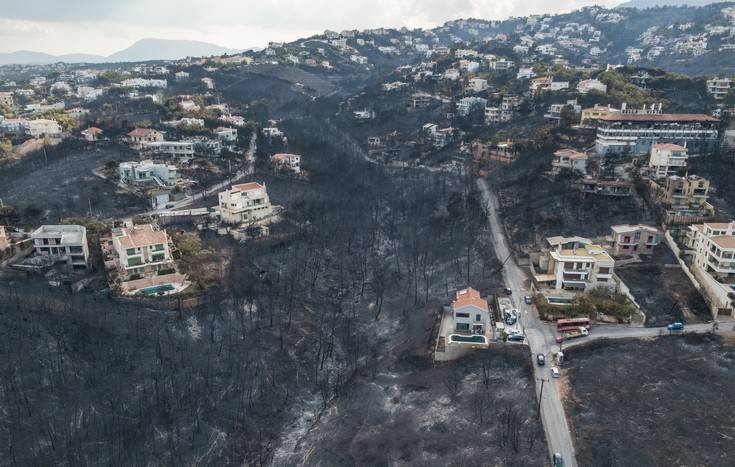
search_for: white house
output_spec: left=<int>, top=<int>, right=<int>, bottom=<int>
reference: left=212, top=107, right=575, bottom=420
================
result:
left=706, top=77, right=732, bottom=100
left=576, top=79, right=607, bottom=94
left=552, top=149, right=588, bottom=175
left=218, top=182, right=274, bottom=224
left=270, top=153, right=301, bottom=174
left=457, top=97, right=487, bottom=117
left=468, top=77, right=488, bottom=92
left=119, top=160, right=178, bottom=187
left=26, top=119, right=62, bottom=137
left=31, top=225, right=90, bottom=271
left=215, top=127, right=238, bottom=143
left=649, top=143, right=688, bottom=179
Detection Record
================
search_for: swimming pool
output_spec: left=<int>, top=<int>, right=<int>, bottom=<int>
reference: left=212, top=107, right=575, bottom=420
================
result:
left=136, top=284, right=176, bottom=296
left=448, top=334, right=488, bottom=345
left=547, top=296, right=574, bottom=305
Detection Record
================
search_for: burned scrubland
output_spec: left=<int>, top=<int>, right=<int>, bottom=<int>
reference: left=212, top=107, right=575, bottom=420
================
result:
left=0, top=108, right=537, bottom=465
left=615, top=244, right=710, bottom=327
left=491, top=149, right=658, bottom=251
left=275, top=343, right=547, bottom=467
left=0, top=140, right=146, bottom=222
left=564, top=334, right=735, bottom=467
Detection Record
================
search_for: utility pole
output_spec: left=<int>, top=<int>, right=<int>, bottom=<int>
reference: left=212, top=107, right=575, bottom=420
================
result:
left=536, top=378, right=548, bottom=419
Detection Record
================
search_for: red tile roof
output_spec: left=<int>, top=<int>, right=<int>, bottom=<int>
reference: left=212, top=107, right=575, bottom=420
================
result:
left=127, top=128, right=158, bottom=137
left=452, top=287, right=489, bottom=312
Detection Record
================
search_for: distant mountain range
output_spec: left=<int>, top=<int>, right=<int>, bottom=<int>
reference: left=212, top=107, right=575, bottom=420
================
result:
left=617, top=0, right=725, bottom=8
left=0, top=38, right=243, bottom=65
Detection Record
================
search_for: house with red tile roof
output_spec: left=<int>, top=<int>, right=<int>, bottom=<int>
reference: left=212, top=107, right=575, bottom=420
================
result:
left=81, top=127, right=103, bottom=141
left=451, top=287, right=490, bottom=334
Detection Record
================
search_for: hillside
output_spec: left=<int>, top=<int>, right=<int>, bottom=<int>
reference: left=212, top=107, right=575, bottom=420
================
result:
left=0, top=38, right=241, bottom=65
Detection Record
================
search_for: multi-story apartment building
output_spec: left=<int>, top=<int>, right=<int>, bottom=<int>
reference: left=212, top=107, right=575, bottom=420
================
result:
left=31, top=225, right=89, bottom=271
left=410, top=93, right=434, bottom=108
left=119, top=160, right=178, bottom=187
left=456, top=97, right=487, bottom=117
left=533, top=236, right=615, bottom=291
left=552, top=149, right=588, bottom=175
left=595, top=112, right=719, bottom=156
left=451, top=287, right=489, bottom=335
left=662, top=174, right=709, bottom=208
left=610, top=224, right=661, bottom=256
left=110, top=224, right=175, bottom=280
left=686, top=221, right=735, bottom=314
left=484, top=106, right=512, bottom=125
left=648, top=143, right=688, bottom=179
left=706, top=77, right=732, bottom=100
left=270, top=153, right=301, bottom=174
left=218, top=182, right=273, bottom=224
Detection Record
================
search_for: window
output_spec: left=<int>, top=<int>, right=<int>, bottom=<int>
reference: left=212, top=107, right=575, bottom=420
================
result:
left=598, top=267, right=611, bottom=274
left=153, top=244, right=164, bottom=251
left=456, top=323, right=470, bottom=331
left=152, top=253, right=165, bottom=262
left=475, top=314, right=482, bottom=322
left=128, top=257, right=142, bottom=267
left=126, top=248, right=137, bottom=256
left=455, top=312, right=470, bottom=318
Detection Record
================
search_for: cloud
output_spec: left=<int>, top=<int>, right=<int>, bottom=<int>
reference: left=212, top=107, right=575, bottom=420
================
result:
left=0, top=0, right=619, bottom=54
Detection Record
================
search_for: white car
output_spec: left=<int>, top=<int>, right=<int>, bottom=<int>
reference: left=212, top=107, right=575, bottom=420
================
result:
left=550, top=367, right=560, bottom=378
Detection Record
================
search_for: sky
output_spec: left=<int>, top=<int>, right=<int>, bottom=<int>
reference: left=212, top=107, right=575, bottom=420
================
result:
left=0, top=0, right=619, bottom=56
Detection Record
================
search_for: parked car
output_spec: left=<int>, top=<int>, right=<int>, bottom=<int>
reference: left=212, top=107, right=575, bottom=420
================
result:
left=550, top=367, right=560, bottom=378
left=537, top=353, right=546, bottom=366
left=508, top=333, right=525, bottom=342
left=668, top=322, right=685, bottom=331
left=553, top=452, right=563, bottom=467
left=504, top=287, right=512, bottom=295
left=524, top=295, right=532, bottom=305
left=505, top=314, right=517, bottom=326
left=165, top=203, right=175, bottom=209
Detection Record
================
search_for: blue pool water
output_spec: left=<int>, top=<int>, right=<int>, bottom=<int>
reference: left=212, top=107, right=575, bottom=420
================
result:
left=136, top=284, right=176, bottom=296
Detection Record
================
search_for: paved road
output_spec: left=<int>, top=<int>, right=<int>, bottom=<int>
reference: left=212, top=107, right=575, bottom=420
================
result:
left=124, top=133, right=257, bottom=222
left=477, top=178, right=578, bottom=467
left=476, top=177, right=735, bottom=466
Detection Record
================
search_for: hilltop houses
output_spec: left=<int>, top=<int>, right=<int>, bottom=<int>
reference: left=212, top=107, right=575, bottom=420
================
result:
left=218, top=182, right=274, bottom=225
